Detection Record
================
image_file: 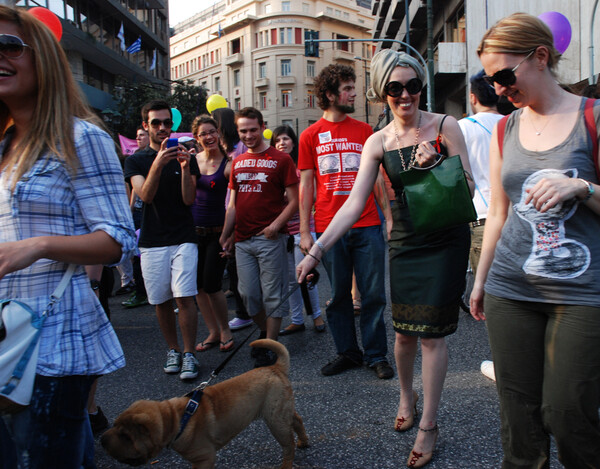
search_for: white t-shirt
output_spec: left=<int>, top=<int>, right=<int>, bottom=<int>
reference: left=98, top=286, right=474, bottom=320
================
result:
left=458, top=111, right=504, bottom=219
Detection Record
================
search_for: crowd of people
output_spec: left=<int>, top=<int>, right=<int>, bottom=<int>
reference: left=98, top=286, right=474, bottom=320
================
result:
left=0, top=5, right=599, bottom=469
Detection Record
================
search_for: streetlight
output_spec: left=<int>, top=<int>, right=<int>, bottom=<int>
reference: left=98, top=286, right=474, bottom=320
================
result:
left=354, top=56, right=369, bottom=125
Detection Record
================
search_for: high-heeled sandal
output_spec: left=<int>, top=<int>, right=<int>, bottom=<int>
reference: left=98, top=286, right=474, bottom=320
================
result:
left=406, top=424, right=439, bottom=468
left=394, top=390, right=419, bottom=432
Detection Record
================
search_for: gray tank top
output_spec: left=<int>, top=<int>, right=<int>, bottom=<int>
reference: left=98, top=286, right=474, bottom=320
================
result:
left=486, top=99, right=600, bottom=306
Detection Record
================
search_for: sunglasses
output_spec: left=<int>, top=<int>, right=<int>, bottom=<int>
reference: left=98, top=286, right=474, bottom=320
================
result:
left=149, top=118, right=173, bottom=128
left=483, top=50, right=535, bottom=87
left=384, top=78, right=423, bottom=97
left=0, top=34, right=31, bottom=59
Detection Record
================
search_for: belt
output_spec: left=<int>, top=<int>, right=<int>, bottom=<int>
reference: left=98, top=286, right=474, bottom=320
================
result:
left=195, top=226, right=223, bottom=235
left=471, top=218, right=486, bottom=228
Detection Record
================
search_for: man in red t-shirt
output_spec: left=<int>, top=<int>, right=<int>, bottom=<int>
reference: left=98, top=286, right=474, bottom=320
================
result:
left=220, top=107, right=299, bottom=368
left=298, top=64, right=393, bottom=379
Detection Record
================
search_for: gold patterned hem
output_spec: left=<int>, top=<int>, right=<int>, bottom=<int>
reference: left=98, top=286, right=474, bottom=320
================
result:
left=392, top=302, right=459, bottom=338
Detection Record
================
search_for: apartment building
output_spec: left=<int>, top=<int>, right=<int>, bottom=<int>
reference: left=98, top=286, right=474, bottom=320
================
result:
left=372, top=0, right=600, bottom=119
left=170, top=0, right=380, bottom=133
left=12, top=0, right=170, bottom=114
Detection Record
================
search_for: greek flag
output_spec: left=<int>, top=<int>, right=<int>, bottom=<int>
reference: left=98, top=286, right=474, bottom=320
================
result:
left=149, top=49, right=157, bottom=71
left=117, top=22, right=125, bottom=51
left=127, top=36, right=141, bottom=54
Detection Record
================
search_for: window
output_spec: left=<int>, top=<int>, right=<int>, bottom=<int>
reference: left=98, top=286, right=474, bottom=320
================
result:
left=264, top=4, right=271, bottom=14
left=214, top=76, right=221, bottom=93
left=334, top=33, right=351, bottom=52
left=231, top=37, right=241, bottom=54
left=282, top=119, right=293, bottom=127
left=281, top=1, right=290, bottom=11
left=281, top=59, right=291, bottom=76
left=307, top=60, right=315, bottom=77
left=233, top=69, right=240, bottom=86
left=302, top=3, right=309, bottom=13
left=258, top=62, right=267, bottom=78
left=281, top=89, right=292, bottom=107
left=234, top=98, right=241, bottom=110
left=447, top=5, right=466, bottom=42
left=307, top=90, right=315, bottom=108
left=260, top=91, right=267, bottom=109
left=279, top=27, right=292, bottom=44
left=365, top=71, right=371, bottom=89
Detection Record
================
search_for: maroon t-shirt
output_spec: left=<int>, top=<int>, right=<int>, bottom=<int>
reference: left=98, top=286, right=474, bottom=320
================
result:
left=229, top=146, right=299, bottom=242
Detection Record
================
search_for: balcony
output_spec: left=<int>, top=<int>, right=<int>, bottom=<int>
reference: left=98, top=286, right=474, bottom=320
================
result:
left=333, top=49, right=355, bottom=63
left=435, top=42, right=466, bottom=74
left=255, top=77, right=269, bottom=88
left=225, top=53, right=244, bottom=66
left=277, top=75, right=296, bottom=85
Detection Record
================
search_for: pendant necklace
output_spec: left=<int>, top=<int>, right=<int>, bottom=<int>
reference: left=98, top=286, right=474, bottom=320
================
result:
left=528, top=100, right=561, bottom=136
left=394, top=111, right=421, bottom=171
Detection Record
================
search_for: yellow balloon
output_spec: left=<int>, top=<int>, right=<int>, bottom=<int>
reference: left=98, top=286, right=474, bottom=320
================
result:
left=206, top=94, right=227, bottom=114
left=263, top=128, right=273, bottom=140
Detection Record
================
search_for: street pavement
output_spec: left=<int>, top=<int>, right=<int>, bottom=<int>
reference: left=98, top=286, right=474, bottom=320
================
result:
left=94, top=261, right=561, bottom=468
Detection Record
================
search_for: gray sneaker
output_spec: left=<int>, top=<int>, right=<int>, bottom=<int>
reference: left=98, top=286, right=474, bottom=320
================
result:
left=164, top=349, right=182, bottom=374
left=180, top=352, right=199, bottom=380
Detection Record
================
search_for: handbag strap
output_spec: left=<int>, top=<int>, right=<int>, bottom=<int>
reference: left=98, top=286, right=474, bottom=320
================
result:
left=433, top=115, right=449, bottom=153
left=44, top=264, right=76, bottom=316
left=583, top=98, right=600, bottom=181
left=496, top=115, right=510, bottom=156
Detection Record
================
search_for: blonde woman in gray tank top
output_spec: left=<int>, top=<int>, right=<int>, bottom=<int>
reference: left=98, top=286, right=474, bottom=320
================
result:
left=472, top=13, right=600, bottom=469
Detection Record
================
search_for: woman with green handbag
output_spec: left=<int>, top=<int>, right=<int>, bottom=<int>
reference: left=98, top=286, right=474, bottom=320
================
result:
left=297, top=49, right=473, bottom=468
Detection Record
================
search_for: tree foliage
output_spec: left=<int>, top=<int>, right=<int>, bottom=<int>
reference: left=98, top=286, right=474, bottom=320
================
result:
left=111, top=79, right=208, bottom=138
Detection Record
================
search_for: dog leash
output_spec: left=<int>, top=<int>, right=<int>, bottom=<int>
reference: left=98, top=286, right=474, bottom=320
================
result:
left=172, top=269, right=320, bottom=442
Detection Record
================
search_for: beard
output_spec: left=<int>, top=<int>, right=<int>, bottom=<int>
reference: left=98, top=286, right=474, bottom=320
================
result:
left=334, top=102, right=354, bottom=114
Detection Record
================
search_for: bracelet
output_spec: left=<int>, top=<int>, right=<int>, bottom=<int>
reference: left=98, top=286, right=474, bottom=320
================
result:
left=307, top=252, right=320, bottom=263
left=578, top=178, right=595, bottom=202
left=315, top=240, right=326, bottom=253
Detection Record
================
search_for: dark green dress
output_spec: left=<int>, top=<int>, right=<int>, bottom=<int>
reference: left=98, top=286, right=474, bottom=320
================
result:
left=382, top=139, right=470, bottom=338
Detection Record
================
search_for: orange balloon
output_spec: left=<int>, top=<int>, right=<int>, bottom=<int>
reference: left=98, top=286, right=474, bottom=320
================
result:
left=29, top=7, right=63, bottom=41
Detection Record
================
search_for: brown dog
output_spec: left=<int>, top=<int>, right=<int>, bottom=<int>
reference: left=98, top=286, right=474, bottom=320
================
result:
left=101, top=339, right=309, bottom=468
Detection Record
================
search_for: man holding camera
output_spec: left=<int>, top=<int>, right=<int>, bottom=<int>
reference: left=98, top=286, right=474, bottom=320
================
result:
left=124, top=100, right=201, bottom=380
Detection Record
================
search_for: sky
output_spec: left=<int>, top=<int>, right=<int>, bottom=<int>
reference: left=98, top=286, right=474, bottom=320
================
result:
left=169, top=0, right=220, bottom=27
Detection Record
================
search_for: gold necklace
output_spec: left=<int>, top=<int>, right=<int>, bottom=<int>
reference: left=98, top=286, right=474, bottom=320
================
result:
left=528, top=101, right=561, bottom=136
left=394, top=111, right=421, bottom=171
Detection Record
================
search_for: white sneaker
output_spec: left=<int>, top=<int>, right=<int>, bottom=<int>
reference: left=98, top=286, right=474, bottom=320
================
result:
left=480, top=360, right=496, bottom=382
left=180, top=352, right=199, bottom=380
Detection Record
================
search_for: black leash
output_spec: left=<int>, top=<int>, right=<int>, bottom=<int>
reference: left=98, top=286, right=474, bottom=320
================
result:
left=172, top=269, right=320, bottom=442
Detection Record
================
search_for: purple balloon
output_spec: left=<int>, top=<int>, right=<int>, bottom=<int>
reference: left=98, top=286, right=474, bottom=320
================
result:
left=538, top=11, right=572, bottom=54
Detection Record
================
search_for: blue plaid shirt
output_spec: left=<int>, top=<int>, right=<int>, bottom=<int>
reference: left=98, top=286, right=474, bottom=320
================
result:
left=0, top=119, right=136, bottom=376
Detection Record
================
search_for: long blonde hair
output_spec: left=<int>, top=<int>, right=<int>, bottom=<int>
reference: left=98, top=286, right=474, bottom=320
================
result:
left=0, top=6, right=102, bottom=190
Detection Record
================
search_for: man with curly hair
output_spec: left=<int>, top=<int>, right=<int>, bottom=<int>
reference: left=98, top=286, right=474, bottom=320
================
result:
left=298, top=64, right=393, bottom=379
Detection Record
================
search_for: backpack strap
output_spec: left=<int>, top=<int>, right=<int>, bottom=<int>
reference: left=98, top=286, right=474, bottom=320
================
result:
left=583, top=98, right=600, bottom=181
left=496, top=115, right=510, bottom=156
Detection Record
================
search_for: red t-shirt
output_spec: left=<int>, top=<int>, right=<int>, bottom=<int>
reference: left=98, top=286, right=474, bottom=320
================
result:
left=230, top=146, right=299, bottom=242
left=298, top=116, right=380, bottom=232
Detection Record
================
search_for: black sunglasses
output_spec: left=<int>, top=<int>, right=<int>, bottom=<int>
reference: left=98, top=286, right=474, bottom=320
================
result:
left=0, top=34, right=31, bottom=59
left=483, top=50, right=535, bottom=87
left=384, top=78, right=423, bottom=97
left=149, top=118, right=173, bottom=128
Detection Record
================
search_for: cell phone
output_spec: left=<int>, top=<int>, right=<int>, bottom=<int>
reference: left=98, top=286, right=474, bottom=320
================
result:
left=166, top=138, right=179, bottom=149
left=181, top=140, right=198, bottom=151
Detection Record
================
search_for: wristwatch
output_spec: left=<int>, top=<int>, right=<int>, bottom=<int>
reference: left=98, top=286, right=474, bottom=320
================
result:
left=90, top=279, right=101, bottom=291
left=578, top=178, right=595, bottom=202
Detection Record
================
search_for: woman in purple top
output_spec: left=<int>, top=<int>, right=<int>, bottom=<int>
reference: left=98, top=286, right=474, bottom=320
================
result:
left=191, top=116, right=233, bottom=352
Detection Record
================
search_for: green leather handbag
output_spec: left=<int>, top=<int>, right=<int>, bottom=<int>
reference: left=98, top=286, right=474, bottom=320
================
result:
left=398, top=154, right=476, bottom=234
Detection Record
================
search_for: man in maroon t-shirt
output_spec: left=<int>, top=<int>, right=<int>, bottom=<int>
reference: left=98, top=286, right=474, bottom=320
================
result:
left=220, top=107, right=299, bottom=368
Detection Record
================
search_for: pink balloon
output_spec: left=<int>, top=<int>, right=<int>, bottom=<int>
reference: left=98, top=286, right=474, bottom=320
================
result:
left=538, top=11, right=571, bottom=54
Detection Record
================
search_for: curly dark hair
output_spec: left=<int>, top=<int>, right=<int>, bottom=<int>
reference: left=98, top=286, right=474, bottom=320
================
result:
left=313, top=64, right=356, bottom=110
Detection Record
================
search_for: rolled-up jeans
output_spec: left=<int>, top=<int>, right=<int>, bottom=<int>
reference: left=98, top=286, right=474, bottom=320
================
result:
left=319, top=225, right=388, bottom=366
left=484, top=293, right=600, bottom=469
left=2, top=375, right=96, bottom=469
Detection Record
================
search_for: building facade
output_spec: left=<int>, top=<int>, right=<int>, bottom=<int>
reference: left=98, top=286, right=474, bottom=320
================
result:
left=11, top=0, right=170, bottom=114
left=372, top=0, right=600, bottom=119
left=170, top=0, right=380, bottom=133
